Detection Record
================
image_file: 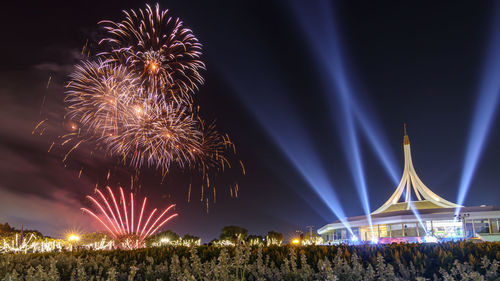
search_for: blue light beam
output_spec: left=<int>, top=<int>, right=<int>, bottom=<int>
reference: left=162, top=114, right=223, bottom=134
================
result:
left=245, top=95, right=354, bottom=233
left=408, top=200, right=429, bottom=237
left=212, top=48, right=353, bottom=232
left=456, top=3, right=500, bottom=212
left=290, top=0, right=373, bottom=227
left=352, top=102, right=401, bottom=185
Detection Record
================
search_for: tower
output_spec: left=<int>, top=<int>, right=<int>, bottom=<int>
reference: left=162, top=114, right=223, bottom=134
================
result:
left=372, top=125, right=460, bottom=214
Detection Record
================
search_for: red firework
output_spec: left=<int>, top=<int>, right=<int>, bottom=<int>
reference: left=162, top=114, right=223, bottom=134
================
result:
left=82, top=186, right=177, bottom=242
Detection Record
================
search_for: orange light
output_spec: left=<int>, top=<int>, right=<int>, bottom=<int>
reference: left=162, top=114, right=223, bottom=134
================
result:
left=68, top=234, right=80, bottom=242
left=149, top=62, right=158, bottom=72
left=134, top=105, right=143, bottom=115
left=291, top=239, right=300, bottom=245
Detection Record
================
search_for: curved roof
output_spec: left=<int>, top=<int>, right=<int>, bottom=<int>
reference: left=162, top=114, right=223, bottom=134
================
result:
left=379, top=200, right=443, bottom=213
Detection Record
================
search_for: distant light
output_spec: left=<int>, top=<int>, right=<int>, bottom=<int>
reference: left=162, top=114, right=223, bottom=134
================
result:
left=291, top=239, right=300, bottom=245
left=370, top=237, right=379, bottom=244
left=68, top=234, right=80, bottom=242
left=351, top=235, right=358, bottom=242
left=423, top=236, right=438, bottom=243
left=160, top=238, right=169, bottom=243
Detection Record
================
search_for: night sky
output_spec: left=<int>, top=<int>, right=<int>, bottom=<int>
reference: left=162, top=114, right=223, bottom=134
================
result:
left=1, top=0, right=499, bottom=242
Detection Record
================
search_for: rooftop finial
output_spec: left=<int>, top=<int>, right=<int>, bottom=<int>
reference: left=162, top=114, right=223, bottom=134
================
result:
left=403, top=123, right=410, bottom=145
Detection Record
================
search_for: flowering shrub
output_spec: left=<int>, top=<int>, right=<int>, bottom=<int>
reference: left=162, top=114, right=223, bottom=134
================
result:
left=0, top=242, right=499, bottom=280
left=0, top=234, right=65, bottom=254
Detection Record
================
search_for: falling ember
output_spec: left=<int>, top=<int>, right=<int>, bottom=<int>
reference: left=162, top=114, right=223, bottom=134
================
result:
left=63, top=140, right=83, bottom=163
left=82, top=186, right=177, bottom=249
left=188, top=183, right=191, bottom=203
left=240, top=160, right=246, bottom=175
left=81, top=39, right=89, bottom=56
left=47, top=142, right=54, bottom=153
left=32, top=120, right=47, bottom=135
left=46, top=76, right=52, bottom=89
left=78, top=168, right=83, bottom=178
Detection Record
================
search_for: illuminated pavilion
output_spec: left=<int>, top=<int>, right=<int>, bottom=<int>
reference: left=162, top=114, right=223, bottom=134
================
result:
left=318, top=128, right=500, bottom=243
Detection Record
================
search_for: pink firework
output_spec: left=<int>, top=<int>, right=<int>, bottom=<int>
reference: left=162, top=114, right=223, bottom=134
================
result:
left=82, top=186, right=177, bottom=243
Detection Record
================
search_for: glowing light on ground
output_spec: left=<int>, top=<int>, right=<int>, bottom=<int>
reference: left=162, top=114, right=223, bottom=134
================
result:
left=67, top=234, right=80, bottom=242
left=1, top=234, right=64, bottom=253
left=350, top=235, right=359, bottom=245
left=423, top=236, right=438, bottom=243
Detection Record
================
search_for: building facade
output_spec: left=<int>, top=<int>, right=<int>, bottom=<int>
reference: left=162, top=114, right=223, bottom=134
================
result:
left=318, top=129, right=500, bottom=243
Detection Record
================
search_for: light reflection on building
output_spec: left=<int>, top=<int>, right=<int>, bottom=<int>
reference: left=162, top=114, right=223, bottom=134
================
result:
left=319, top=129, right=500, bottom=243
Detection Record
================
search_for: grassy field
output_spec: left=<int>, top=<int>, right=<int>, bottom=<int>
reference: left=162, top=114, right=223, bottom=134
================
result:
left=1, top=242, right=499, bottom=280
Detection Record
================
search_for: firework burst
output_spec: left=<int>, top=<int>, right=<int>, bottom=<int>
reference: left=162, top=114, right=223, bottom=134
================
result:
left=41, top=3, right=243, bottom=212
left=64, top=59, right=236, bottom=173
left=65, top=60, right=141, bottom=140
left=98, top=3, right=205, bottom=105
left=82, top=186, right=177, bottom=249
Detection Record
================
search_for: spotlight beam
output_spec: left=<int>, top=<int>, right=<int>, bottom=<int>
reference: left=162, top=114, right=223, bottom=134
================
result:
left=456, top=3, right=500, bottom=212
left=208, top=3, right=353, bottom=230
left=290, top=0, right=374, bottom=227
left=219, top=76, right=352, bottom=232
left=352, top=102, right=401, bottom=185
left=408, top=199, right=428, bottom=237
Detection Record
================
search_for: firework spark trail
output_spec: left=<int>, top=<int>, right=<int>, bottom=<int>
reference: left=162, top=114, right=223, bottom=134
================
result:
left=82, top=187, right=177, bottom=243
left=32, top=120, right=47, bottom=135
left=96, top=189, right=122, bottom=234
left=140, top=208, right=158, bottom=237
left=142, top=205, right=177, bottom=238
left=136, top=197, right=147, bottom=233
left=120, top=188, right=130, bottom=233
left=108, top=186, right=126, bottom=234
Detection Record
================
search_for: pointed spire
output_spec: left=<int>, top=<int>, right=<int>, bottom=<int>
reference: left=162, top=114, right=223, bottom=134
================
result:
left=372, top=127, right=460, bottom=214
left=403, top=123, right=410, bottom=145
